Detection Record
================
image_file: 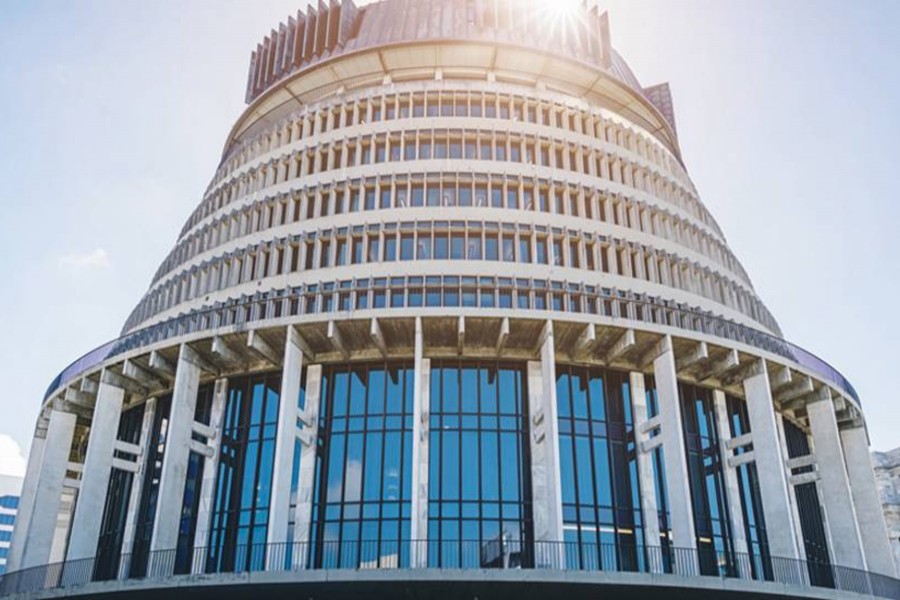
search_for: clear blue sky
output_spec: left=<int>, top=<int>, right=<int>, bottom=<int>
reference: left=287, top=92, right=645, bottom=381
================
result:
left=0, top=0, right=898, bottom=476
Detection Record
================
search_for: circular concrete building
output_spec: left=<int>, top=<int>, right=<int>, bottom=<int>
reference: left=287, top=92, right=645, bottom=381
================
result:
left=2, top=1, right=897, bottom=598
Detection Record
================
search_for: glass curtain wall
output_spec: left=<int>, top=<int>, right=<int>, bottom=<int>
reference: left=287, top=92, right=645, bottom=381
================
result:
left=173, top=383, right=215, bottom=574
left=725, top=395, right=772, bottom=579
left=206, top=372, right=281, bottom=573
left=556, top=365, right=644, bottom=572
left=679, top=383, right=736, bottom=576
left=310, top=362, right=413, bottom=569
left=130, top=394, right=172, bottom=577
left=93, top=403, right=146, bottom=581
left=783, top=419, right=833, bottom=587
left=427, top=360, right=533, bottom=568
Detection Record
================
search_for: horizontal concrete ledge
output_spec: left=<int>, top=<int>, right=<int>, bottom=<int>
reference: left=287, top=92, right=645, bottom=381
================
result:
left=4, top=568, right=880, bottom=600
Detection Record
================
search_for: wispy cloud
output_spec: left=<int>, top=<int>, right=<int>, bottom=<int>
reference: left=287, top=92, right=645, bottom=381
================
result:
left=59, top=248, right=110, bottom=270
left=0, top=434, right=26, bottom=478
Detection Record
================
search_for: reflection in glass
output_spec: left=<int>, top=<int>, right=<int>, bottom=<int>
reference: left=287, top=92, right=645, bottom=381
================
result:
left=556, top=366, right=644, bottom=572
left=311, top=362, right=413, bottom=569
left=427, top=361, right=533, bottom=568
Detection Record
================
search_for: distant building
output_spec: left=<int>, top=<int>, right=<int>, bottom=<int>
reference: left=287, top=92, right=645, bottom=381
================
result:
left=873, top=449, right=900, bottom=573
left=0, top=475, right=23, bottom=575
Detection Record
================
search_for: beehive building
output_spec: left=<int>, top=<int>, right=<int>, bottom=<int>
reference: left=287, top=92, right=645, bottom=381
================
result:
left=2, top=1, right=895, bottom=598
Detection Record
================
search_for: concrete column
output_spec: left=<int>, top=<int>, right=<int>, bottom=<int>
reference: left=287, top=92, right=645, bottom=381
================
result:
left=712, top=390, right=749, bottom=575
left=840, top=425, right=895, bottom=576
left=292, top=364, right=322, bottom=567
left=267, top=327, right=305, bottom=568
left=742, top=363, right=801, bottom=562
left=410, top=317, right=430, bottom=567
left=66, top=379, right=125, bottom=561
left=807, top=395, right=866, bottom=570
left=529, top=321, right=564, bottom=568
left=652, top=337, right=697, bottom=566
left=19, top=410, right=77, bottom=570
left=5, top=433, right=47, bottom=572
left=629, top=372, right=661, bottom=567
left=191, top=379, right=227, bottom=570
left=149, top=345, right=202, bottom=568
left=120, top=398, right=157, bottom=558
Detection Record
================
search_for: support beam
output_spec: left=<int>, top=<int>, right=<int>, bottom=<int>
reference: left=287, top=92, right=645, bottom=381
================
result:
left=66, top=379, right=125, bottom=562
left=840, top=425, right=896, bottom=576
left=696, top=348, right=739, bottom=382
left=327, top=320, right=349, bottom=359
left=410, top=317, right=430, bottom=567
left=630, top=371, right=662, bottom=572
left=247, top=329, right=281, bottom=364
left=101, top=368, right=147, bottom=397
left=675, top=341, right=708, bottom=373
left=639, top=335, right=671, bottom=369
left=769, top=365, right=793, bottom=391
left=64, top=387, right=94, bottom=408
left=742, top=360, right=801, bottom=564
left=370, top=318, right=387, bottom=358
left=123, top=359, right=165, bottom=389
left=603, top=328, right=635, bottom=363
left=572, top=323, right=596, bottom=360
left=211, top=335, right=244, bottom=367
left=775, top=375, right=814, bottom=404
left=457, top=315, right=465, bottom=355
left=149, top=344, right=202, bottom=574
left=267, top=326, right=305, bottom=569
left=16, top=410, right=77, bottom=570
left=807, top=392, right=867, bottom=570
left=529, top=320, right=565, bottom=568
left=148, top=351, right=176, bottom=379
left=651, top=336, right=698, bottom=570
left=80, top=377, right=99, bottom=395
left=495, top=317, right=510, bottom=356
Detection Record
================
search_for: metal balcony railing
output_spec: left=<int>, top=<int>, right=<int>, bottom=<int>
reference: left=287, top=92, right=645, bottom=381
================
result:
left=1, top=540, right=897, bottom=598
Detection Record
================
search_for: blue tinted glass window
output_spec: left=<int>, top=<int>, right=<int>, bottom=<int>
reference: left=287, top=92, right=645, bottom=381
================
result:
left=428, top=361, right=532, bottom=568
left=310, top=362, right=413, bottom=569
left=556, top=366, right=644, bottom=572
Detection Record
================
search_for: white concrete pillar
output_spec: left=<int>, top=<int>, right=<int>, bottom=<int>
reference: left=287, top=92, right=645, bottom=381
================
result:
left=712, top=390, right=749, bottom=576
left=807, top=395, right=867, bottom=570
left=410, top=317, right=430, bottom=567
left=149, top=345, right=202, bottom=568
left=191, top=379, right=227, bottom=571
left=529, top=321, right=564, bottom=568
left=6, top=433, right=47, bottom=572
left=267, top=327, right=305, bottom=569
left=66, top=379, right=125, bottom=561
left=120, top=398, right=157, bottom=558
left=19, top=410, right=77, bottom=570
left=629, top=372, right=661, bottom=569
left=840, top=425, right=896, bottom=576
left=652, top=337, right=697, bottom=571
left=292, top=363, right=322, bottom=568
left=742, top=363, right=801, bottom=563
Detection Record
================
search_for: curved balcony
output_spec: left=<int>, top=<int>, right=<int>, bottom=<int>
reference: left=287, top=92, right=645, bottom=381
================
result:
left=42, top=287, right=858, bottom=407
left=1, top=539, right=897, bottom=599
